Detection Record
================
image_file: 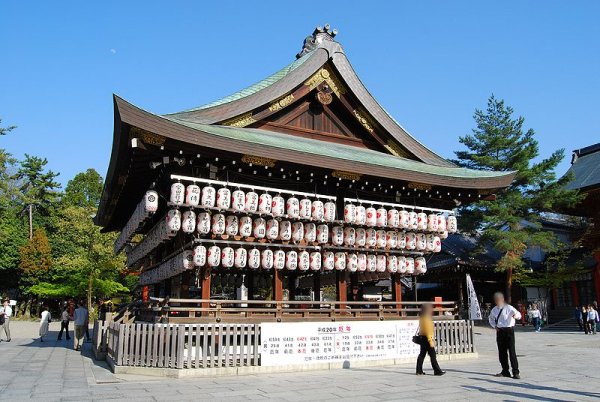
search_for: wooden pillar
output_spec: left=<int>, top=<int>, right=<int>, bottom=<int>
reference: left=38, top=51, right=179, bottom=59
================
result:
left=180, top=271, right=191, bottom=299
left=336, top=271, right=348, bottom=310
left=551, top=288, right=558, bottom=309
left=313, top=272, right=321, bottom=302
left=392, top=273, right=403, bottom=312
left=571, top=281, right=580, bottom=307
left=457, top=277, right=464, bottom=309
left=246, top=271, right=255, bottom=300
left=273, top=269, right=284, bottom=302
left=288, top=271, right=297, bottom=301
left=200, top=267, right=211, bottom=316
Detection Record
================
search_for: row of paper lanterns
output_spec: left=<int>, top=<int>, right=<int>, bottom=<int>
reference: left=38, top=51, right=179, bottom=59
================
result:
left=126, top=208, right=179, bottom=266
left=115, top=190, right=159, bottom=254
left=169, top=183, right=458, bottom=234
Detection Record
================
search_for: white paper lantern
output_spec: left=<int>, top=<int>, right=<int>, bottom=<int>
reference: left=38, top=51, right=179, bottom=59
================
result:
left=216, top=188, right=231, bottom=210
left=266, top=219, right=279, bottom=240
left=416, top=233, right=427, bottom=251
left=324, top=201, right=336, bottom=222
left=434, top=236, right=442, bottom=253
left=447, top=216, right=458, bottom=233
left=185, top=184, right=201, bottom=206
left=274, top=250, right=286, bottom=270
left=366, top=228, right=377, bottom=247
left=316, top=224, right=329, bottom=244
left=331, top=226, right=344, bottom=246
left=356, top=228, right=367, bottom=247
left=366, top=254, right=377, bottom=272
left=272, top=195, right=286, bottom=217
left=357, top=254, right=367, bottom=272
left=291, top=222, right=304, bottom=242
left=211, top=214, right=226, bottom=235
left=299, top=198, right=312, bottom=219
left=285, top=250, right=298, bottom=270
left=286, top=197, right=300, bottom=218
left=415, top=257, right=427, bottom=274
left=182, top=250, right=194, bottom=270
left=398, top=256, right=406, bottom=274
left=406, top=232, right=417, bottom=250
left=376, top=208, right=387, bottom=227
left=170, top=182, right=185, bottom=205
left=225, top=215, right=239, bottom=236
left=343, top=226, right=356, bottom=246
left=399, top=210, right=409, bottom=229
left=231, top=189, right=246, bottom=212
left=310, top=252, right=322, bottom=271
left=437, top=215, right=447, bottom=232
left=355, top=205, right=366, bottom=225
left=166, top=209, right=181, bottom=232
left=334, top=252, right=346, bottom=271
left=386, top=231, right=398, bottom=249
left=259, top=193, right=272, bottom=214
left=376, top=230, right=387, bottom=248
left=387, top=255, right=398, bottom=273
left=145, top=190, right=159, bottom=212
left=193, top=245, right=206, bottom=267
left=426, top=234, right=436, bottom=252
left=248, top=248, right=261, bottom=269
left=397, top=232, right=407, bottom=249
left=201, top=186, right=216, bottom=208
left=346, top=253, right=358, bottom=272
left=405, top=257, right=415, bottom=274
left=207, top=245, right=221, bottom=267
left=261, top=249, right=274, bottom=270
left=253, top=217, right=266, bottom=239
left=239, top=216, right=253, bottom=237
left=408, top=211, right=419, bottom=230
left=387, top=209, right=400, bottom=228
left=428, top=214, right=439, bottom=232
left=439, top=231, right=448, bottom=240
left=298, top=251, right=310, bottom=271
left=365, top=207, right=377, bottom=227
left=197, top=212, right=211, bottom=235
left=181, top=210, right=196, bottom=233
left=245, top=191, right=259, bottom=213
left=376, top=255, right=387, bottom=272
left=234, top=247, right=247, bottom=268
left=344, top=204, right=356, bottom=223
left=417, top=212, right=428, bottom=231
left=279, top=220, right=292, bottom=241
left=304, top=223, right=317, bottom=243
left=322, top=251, right=335, bottom=270
left=221, top=247, right=235, bottom=268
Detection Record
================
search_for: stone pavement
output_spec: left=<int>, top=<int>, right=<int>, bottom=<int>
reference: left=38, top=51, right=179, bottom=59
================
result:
left=1, top=320, right=599, bottom=401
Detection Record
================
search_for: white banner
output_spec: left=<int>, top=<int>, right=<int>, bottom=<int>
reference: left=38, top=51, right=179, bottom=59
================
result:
left=466, top=274, right=482, bottom=320
left=261, top=320, right=420, bottom=366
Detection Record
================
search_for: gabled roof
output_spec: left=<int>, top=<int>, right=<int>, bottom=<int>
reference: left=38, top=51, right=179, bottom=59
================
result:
left=164, top=27, right=455, bottom=167
left=565, top=142, right=600, bottom=191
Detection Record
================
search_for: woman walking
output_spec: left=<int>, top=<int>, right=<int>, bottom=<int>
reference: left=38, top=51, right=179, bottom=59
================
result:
left=416, top=304, right=445, bottom=376
left=587, top=305, right=597, bottom=335
left=39, top=306, right=51, bottom=342
left=529, top=304, right=542, bottom=332
left=582, top=306, right=589, bottom=335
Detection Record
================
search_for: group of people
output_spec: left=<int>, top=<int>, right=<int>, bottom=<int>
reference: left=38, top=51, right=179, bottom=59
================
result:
left=416, top=291, right=522, bottom=379
left=574, top=303, right=599, bottom=334
left=38, top=301, right=90, bottom=350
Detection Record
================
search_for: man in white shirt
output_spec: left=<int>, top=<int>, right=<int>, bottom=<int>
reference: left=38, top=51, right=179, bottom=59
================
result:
left=488, top=292, right=521, bottom=379
left=0, top=298, right=12, bottom=342
left=73, top=301, right=88, bottom=351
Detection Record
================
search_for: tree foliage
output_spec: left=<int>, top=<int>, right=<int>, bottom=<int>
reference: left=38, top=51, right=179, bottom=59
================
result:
left=18, top=228, right=52, bottom=293
left=63, top=168, right=103, bottom=208
left=454, top=95, right=583, bottom=300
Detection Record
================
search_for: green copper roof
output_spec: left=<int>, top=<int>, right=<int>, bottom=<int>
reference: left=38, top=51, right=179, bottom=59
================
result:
left=564, top=143, right=600, bottom=190
left=163, top=116, right=512, bottom=180
left=170, top=52, right=314, bottom=114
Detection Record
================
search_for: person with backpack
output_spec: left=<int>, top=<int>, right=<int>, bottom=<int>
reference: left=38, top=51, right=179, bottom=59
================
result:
left=489, top=292, right=522, bottom=379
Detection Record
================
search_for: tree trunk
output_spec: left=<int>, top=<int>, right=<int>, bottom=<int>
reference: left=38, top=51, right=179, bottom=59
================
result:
left=87, top=276, right=93, bottom=319
left=506, top=267, right=513, bottom=304
left=28, top=204, right=33, bottom=240
left=23, top=298, right=31, bottom=319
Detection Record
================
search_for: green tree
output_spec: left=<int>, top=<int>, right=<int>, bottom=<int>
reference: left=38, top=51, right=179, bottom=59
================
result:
left=63, top=168, right=103, bottom=208
left=0, top=118, right=16, bottom=136
left=18, top=228, right=52, bottom=317
left=14, top=154, right=60, bottom=238
left=454, top=95, right=582, bottom=302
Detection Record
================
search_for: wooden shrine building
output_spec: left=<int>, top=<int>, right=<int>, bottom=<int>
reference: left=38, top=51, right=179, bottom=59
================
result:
left=95, top=25, right=515, bottom=317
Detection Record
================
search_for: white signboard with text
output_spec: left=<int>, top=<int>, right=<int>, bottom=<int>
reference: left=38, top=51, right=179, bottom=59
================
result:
left=261, top=320, right=421, bottom=366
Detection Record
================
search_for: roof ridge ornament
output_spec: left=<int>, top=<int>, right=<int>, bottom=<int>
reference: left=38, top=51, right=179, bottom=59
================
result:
left=296, top=24, right=338, bottom=59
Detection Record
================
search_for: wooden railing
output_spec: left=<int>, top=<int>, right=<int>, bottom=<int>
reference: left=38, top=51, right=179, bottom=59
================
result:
left=136, top=298, right=457, bottom=323
left=97, top=319, right=474, bottom=370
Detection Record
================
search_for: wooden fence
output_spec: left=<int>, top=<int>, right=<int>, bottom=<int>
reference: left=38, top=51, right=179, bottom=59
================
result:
left=95, top=319, right=474, bottom=370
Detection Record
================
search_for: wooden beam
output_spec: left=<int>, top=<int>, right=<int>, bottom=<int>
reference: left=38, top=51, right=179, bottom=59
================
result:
left=180, top=271, right=190, bottom=299
left=288, top=271, right=297, bottom=301
left=350, top=273, right=359, bottom=301
left=200, top=267, right=211, bottom=316
left=336, top=271, right=348, bottom=310
left=313, top=272, right=321, bottom=302
left=273, top=269, right=284, bottom=302
left=392, top=273, right=403, bottom=313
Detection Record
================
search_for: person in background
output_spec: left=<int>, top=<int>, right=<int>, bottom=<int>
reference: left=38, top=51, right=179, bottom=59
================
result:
left=73, top=301, right=88, bottom=351
left=489, top=292, right=522, bottom=379
left=0, top=297, right=12, bottom=342
left=574, top=306, right=583, bottom=331
left=39, top=306, right=51, bottom=342
left=519, top=303, right=527, bottom=326
left=57, top=306, right=71, bottom=341
left=415, top=303, right=445, bottom=376
left=582, top=306, right=589, bottom=334
left=529, top=304, right=542, bottom=332
left=586, top=305, right=597, bottom=335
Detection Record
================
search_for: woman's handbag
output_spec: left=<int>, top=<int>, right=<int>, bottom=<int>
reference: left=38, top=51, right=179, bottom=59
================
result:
left=412, top=327, right=422, bottom=344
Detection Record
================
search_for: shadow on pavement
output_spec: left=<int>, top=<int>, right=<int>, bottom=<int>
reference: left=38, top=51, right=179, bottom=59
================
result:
left=467, top=377, right=600, bottom=400
left=462, top=384, right=570, bottom=402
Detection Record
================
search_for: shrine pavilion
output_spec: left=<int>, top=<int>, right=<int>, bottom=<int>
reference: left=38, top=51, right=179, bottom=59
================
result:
left=95, top=25, right=515, bottom=318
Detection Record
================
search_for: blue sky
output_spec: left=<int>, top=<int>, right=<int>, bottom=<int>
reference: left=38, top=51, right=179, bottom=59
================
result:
left=1, top=1, right=599, bottom=187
